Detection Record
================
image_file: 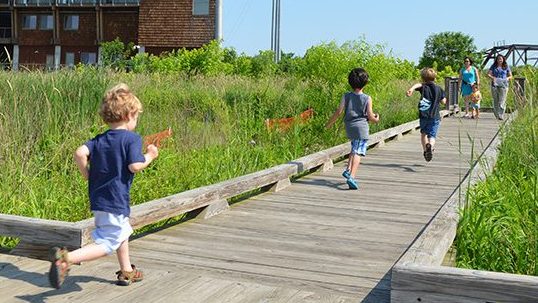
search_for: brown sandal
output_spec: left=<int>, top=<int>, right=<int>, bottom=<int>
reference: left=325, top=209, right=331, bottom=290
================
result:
left=48, top=247, right=71, bottom=289
left=116, top=264, right=144, bottom=286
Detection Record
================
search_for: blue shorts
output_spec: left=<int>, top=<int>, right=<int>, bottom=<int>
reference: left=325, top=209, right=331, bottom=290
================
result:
left=91, top=211, right=133, bottom=255
left=419, top=118, right=440, bottom=138
left=470, top=102, right=480, bottom=109
left=350, top=139, right=368, bottom=156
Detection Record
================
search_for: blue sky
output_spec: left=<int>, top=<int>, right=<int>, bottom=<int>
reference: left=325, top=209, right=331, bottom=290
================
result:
left=222, top=0, right=538, bottom=64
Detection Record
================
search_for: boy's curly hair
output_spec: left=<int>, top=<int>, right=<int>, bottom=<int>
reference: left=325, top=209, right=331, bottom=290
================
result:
left=420, top=68, right=437, bottom=82
left=99, top=83, right=142, bottom=123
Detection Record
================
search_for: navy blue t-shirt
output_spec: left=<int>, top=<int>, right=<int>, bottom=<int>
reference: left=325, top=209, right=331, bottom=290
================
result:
left=415, top=82, right=445, bottom=120
left=85, top=129, right=146, bottom=217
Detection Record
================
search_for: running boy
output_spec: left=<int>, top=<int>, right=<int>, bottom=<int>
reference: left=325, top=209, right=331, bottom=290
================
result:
left=469, top=83, right=482, bottom=119
left=326, top=68, right=380, bottom=189
left=406, top=68, right=447, bottom=162
left=48, top=83, right=159, bottom=289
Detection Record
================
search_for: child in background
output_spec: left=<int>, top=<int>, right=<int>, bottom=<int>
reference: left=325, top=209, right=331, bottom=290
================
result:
left=326, top=68, right=380, bottom=189
left=469, top=83, right=482, bottom=119
left=406, top=68, right=447, bottom=162
left=48, top=83, right=159, bottom=289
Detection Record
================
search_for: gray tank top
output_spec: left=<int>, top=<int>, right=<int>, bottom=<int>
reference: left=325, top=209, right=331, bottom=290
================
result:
left=343, top=92, right=369, bottom=140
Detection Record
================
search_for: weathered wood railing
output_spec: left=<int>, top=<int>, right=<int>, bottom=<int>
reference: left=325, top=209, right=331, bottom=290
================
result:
left=391, top=112, right=538, bottom=302
left=0, top=111, right=449, bottom=258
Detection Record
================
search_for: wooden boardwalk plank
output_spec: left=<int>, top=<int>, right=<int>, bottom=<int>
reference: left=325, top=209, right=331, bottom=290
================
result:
left=0, top=113, right=502, bottom=302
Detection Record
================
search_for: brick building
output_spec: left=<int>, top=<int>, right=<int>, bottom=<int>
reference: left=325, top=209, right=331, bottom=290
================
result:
left=0, top=0, right=222, bottom=70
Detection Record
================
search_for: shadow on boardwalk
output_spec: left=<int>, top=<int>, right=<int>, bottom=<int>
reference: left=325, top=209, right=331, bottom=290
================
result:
left=0, top=262, right=112, bottom=303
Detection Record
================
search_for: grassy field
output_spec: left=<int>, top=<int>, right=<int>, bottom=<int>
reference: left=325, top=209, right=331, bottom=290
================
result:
left=455, top=69, right=537, bottom=276
left=0, top=68, right=417, bottom=248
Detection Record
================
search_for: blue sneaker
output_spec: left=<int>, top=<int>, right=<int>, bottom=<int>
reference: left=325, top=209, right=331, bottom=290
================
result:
left=342, top=169, right=351, bottom=179
left=346, top=177, right=359, bottom=190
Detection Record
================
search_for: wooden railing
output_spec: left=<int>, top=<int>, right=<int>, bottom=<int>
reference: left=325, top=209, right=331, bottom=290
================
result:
left=0, top=111, right=450, bottom=257
left=390, top=112, right=538, bottom=302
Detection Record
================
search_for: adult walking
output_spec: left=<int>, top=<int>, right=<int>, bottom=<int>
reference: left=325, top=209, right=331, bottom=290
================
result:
left=458, top=57, right=480, bottom=118
left=487, top=54, right=512, bottom=120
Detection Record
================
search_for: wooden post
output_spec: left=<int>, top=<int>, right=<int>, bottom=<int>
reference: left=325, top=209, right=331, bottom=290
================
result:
left=196, top=199, right=229, bottom=219
left=444, top=76, right=459, bottom=111
left=514, top=77, right=526, bottom=108
left=320, top=159, right=333, bottom=172
left=269, top=178, right=291, bottom=192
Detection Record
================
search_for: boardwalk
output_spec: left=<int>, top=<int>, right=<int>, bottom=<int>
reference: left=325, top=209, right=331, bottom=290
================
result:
left=0, top=113, right=502, bottom=303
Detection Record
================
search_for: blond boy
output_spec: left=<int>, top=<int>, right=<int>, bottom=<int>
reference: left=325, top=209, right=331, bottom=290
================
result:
left=49, top=84, right=158, bottom=289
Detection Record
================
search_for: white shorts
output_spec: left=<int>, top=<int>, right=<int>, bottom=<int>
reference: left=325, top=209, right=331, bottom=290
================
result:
left=91, top=211, right=133, bottom=255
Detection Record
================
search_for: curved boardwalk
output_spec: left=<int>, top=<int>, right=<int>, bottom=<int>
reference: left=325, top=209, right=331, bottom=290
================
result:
left=0, top=113, right=502, bottom=303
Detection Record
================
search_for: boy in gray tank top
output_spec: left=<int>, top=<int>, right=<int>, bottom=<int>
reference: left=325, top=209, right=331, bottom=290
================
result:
left=326, top=68, right=380, bottom=189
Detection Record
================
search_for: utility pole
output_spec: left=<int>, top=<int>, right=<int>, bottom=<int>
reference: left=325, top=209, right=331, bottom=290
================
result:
left=215, top=0, right=223, bottom=41
left=271, top=0, right=281, bottom=62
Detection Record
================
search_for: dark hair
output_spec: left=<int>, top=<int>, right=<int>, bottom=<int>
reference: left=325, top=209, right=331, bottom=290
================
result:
left=464, top=57, right=473, bottom=65
left=492, top=54, right=508, bottom=70
left=348, top=68, right=368, bottom=89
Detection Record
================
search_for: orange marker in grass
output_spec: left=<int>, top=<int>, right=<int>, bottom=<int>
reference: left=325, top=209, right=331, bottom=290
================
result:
left=143, top=127, right=172, bottom=149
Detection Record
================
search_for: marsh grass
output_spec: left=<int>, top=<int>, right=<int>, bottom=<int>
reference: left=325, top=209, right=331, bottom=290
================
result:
left=455, top=69, right=537, bottom=276
left=0, top=69, right=416, bottom=248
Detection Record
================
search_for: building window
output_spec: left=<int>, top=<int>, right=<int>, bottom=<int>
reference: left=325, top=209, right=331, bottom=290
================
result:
left=193, top=0, right=209, bottom=15
left=81, top=52, right=96, bottom=65
left=39, top=15, right=54, bottom=30
left=22, top=15, right=37, bottom=30
left=65, top=52, right=75, bottom=67
left=46, top=54, right=54, bottom=70
left=64, top=15, right=79, bottom=31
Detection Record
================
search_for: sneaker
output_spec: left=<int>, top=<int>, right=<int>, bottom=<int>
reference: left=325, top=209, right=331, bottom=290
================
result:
left=424, top=143, right=433, bottom=162
left=116, top=264, right=144, bottom=286
left=346, top=177, right=359, bottom=190
left=342, top=169, right=351, bottom=179
left=48, top=247, right=71, bottom=289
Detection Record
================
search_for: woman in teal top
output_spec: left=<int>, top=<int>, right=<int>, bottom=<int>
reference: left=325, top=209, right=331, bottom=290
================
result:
left=458, top=57, right=480, bottom=118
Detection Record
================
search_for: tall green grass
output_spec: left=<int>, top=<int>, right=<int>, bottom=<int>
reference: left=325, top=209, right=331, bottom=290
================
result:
left=0, top=68, right=416, bottom=248
left=455, top=69, right=538, bottom=276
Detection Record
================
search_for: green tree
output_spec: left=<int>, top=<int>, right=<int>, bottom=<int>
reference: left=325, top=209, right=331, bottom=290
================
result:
left=418, top=32, right=480, bottom=71
left=100, top=38, right=135, bottom=69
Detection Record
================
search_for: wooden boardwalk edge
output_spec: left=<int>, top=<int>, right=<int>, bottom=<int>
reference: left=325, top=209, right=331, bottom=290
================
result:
left=0, top=111, right=447, bottom=256
left=391, top=111, right=538, bottom=302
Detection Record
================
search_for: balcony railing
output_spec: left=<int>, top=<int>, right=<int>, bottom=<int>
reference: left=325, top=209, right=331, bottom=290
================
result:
left=56, top=0, right=97, bottom=5
left=99, top=0, right=140, bottom=5
left=14, top=0, right=54, bottom=5
left=12, top=0, right=140, bottom=6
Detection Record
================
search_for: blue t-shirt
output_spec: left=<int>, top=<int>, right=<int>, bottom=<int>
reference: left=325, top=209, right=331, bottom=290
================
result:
left=489, top=65, right=511, bottom=79
left=85, top=129, right=146, bottom=217
left=489, top=65, right=511, bottom=87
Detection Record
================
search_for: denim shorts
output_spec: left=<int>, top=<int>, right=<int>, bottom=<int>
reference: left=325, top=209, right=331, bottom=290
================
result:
left=470, top=102, right=480, bottom=109
left=91, top=211, right=133, bottom=255
left=350, top=139, right=368, bottom=156
left=419, top=118, right=440, bottom=138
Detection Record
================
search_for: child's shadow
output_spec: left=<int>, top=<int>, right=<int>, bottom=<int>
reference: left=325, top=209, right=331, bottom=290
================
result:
left=0, top=262, right=113, bottom=303
left=362, top=162, right=425, bottom=173
left=294, top=178, right=350, bottom=190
